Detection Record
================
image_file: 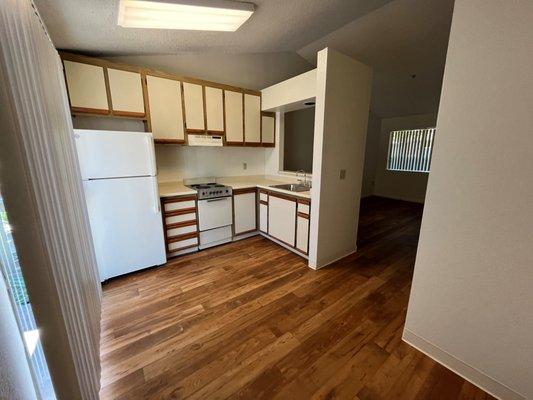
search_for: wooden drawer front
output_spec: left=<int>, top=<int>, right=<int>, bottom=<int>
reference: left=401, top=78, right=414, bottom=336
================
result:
left=259, top=192, right=268, bottom=202
left=297, top=202, right=310, bottom=215
left=168, top=237, right=198, bottom=252
left=164, top=200, right=196, bottom=212
left=167, top=224, right=196, bottom=237
left=165, top=213, right=196, bottom=225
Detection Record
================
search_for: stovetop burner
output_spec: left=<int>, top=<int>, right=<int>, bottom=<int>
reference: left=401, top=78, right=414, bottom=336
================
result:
left=186, top=182, right=233, bottom=200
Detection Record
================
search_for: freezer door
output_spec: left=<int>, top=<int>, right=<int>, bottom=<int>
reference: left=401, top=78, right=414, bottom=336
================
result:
left=74, top=129, right=156, bottom=179
left=83, top=176, right=166, bottom=281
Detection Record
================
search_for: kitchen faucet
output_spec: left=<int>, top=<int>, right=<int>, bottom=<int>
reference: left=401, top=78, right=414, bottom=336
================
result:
left=296, top=170, right=311, bottom=187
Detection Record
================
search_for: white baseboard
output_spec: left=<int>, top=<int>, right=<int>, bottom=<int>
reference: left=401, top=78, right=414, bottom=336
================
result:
left=309, top=247, right=358, bottom=270
left=402, top=329, right=525, bottom=400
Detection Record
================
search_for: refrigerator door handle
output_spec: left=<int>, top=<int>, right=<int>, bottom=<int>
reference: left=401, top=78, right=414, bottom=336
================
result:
left=146, top=135, right=157, bottom=176
left=153, top=181, right=161, bottom=214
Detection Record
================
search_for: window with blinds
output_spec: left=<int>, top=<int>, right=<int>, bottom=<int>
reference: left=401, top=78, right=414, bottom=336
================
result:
left=387, top=128, right=436, bottom=173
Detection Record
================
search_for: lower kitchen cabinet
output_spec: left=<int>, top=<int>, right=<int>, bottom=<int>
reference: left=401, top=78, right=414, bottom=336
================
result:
left=296, top=215, right=309, bottom=253
left=233, top=189, right=257, bottom=235
left=161, top=195, right=199, bottom=256
left=268, top=193, right=297, bottom=247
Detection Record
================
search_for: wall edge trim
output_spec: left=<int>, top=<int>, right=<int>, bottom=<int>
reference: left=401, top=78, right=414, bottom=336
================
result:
left=402, top=329, right=525, bottom=400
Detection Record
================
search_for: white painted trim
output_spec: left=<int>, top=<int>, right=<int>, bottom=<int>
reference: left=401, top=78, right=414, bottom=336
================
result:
left=308, top=247, right=357, bottom=270
left=402, top=329, right=525, bottom=400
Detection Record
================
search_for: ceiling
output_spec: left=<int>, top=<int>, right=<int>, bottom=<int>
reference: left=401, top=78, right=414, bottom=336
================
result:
left=34, top=0, right=393, bottom=55
left=298, top=0, right=455, bottom=117
left=34, top=0, right=455, bottom=118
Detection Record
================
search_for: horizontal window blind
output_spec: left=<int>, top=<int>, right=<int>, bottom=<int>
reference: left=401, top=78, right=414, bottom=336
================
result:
left=387, top=128, right=435, bottom=173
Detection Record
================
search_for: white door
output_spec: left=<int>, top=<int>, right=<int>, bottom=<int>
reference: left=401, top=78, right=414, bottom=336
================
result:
left=146, top=75, right=185, bottom=141
left=268, top=195, right=296, bottom=246
left=63, top=60, right=109, bottom=111
left=234, top=192, right=256, bottom=234
left=107, top=68, right=145, bottom=115
left=74, top=130, right=156, bottom=179
left=197, top=197, right=233, bottom=231
left=224, top=90, right=244, bottom=144
left=296, top=216, right=309, bottom=253
left=183, top=82, right=205, bottom=131
left=244, top=94, right=261, bottom=144
left=83, top=176, right=166, bottom=281
left=205, top=86, right=224, bottom=132
left=259, top=203, right=268, bottom=233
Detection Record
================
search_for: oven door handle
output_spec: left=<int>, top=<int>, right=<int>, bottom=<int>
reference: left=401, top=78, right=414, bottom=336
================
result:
left=205, top=197, right=229, bottom=202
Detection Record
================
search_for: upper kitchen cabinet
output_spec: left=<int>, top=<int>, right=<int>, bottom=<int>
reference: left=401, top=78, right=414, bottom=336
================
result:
left=224, top=90, right=244, bottom=145
left=261, top=112, right=275, bottom=147
left=63, top=60, right=109, bottom=114
left=145, top=74, right=185, bottom=143
left=107, top=68, right=145, bottom=117
left=244, top=93, right=261, bottom=145
left=182, top=82, right=205, bottom=132
left=204, top=86, right=224, bottom=134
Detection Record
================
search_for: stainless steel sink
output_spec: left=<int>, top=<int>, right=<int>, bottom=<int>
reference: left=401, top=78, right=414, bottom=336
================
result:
left=270, top=183, right=310, bottom=192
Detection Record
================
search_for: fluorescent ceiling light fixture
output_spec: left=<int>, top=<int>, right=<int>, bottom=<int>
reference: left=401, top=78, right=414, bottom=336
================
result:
left=118, top=0, right=255, bottom=31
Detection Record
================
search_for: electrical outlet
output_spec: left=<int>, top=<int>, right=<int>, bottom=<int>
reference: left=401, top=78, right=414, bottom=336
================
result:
left=243, top=162, right=247, bottom=170
left=340, top=169, right=346, bottom=180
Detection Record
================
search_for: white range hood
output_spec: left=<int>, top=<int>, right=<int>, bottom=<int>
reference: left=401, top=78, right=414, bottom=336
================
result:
left=187, top=134, right=223, bottom=147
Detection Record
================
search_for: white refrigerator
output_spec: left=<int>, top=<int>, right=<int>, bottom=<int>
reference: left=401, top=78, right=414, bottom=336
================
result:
left=74, top=129, right=166, bottom=282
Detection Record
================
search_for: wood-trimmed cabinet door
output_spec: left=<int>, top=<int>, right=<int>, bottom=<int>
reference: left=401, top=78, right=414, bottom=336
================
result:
left=63, top=60, right=109, bottom=114
left=233, top=190, right=257, bottom=235
left=261, top=112, right=275, bottom=147
left=296, top=200, right=310, bottom=254
left=107, top=68, right=145, bottom=117
left=145, top=75, right=185, bottom=143
left=268, top=194, right=296, bottom=246
left=244, top=93, right=261, bottom=145
left=224, top=90, right=244, bottom=145
left=205, top=86, right=224, bottom=134
left=183, top=82, right=205, bottom=132
left=258, top=191, right=268, bottom=233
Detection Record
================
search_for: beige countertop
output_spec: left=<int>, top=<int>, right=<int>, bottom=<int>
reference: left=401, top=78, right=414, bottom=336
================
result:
left=158, top=175, right=311, bottom=199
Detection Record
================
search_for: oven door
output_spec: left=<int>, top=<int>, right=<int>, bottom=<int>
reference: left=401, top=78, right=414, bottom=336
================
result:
left=197, top=197, right=233, bottom=231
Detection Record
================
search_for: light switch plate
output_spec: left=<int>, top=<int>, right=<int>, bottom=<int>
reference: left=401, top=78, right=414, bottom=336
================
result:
left=340, top=169, right=346, bottom=179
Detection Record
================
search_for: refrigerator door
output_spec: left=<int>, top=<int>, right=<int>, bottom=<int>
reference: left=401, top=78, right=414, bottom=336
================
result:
left=74, top=129, right=156, bottom=179
left=83, top=176, right=166, bottom=281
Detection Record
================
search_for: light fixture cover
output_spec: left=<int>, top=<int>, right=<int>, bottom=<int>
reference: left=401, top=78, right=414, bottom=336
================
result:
left=118, top=0, right=254, bottom=31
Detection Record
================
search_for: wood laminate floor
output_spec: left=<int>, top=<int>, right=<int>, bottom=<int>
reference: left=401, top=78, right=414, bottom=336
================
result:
left=100, top=196, right=494, bottom=399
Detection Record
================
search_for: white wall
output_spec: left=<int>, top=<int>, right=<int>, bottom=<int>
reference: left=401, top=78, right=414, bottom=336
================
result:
left=0, top=276, right=38, bottom=400
left=156, top=145, right=266, bottom=182
left=373, top=113, right=437, bottom=203
left=309, top=48, right=372, bottom=269
left=361, top=112, right=381, bottom=197
left=261, top=69, right=316, bottom=112
left=404, top=1, right=533, bottom=399
left=108, top=52, right=312, bottom=91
